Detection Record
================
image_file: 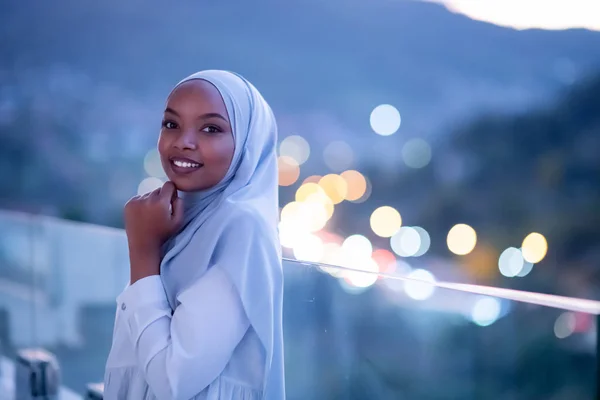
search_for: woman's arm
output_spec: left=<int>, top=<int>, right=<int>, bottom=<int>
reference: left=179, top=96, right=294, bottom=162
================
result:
left=117, top=265, right=250, bottom=400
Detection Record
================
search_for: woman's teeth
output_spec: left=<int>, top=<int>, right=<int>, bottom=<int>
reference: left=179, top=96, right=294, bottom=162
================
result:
left=173, top=160, right=200, bottom=168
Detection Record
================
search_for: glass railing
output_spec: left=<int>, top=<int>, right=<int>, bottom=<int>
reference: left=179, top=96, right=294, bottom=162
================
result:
left=1, top=209, right=598, bottom=399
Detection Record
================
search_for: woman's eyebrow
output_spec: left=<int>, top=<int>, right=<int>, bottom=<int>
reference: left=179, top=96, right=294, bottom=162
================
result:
left=199, top=112, right=228, bottom=122
left=164, top=107, right=227, bottom=122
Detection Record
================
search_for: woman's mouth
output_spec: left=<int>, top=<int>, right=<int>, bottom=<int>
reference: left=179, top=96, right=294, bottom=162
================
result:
left=170, top=157, right=203, bottom=175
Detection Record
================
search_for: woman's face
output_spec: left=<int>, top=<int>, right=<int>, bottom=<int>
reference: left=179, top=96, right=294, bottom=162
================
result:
left=158, top=79, right=235, bottom=192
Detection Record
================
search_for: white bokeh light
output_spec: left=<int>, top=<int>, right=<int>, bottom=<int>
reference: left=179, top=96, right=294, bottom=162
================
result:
left=342, top=235, right=373, bottom=260
left=279, top=135, right=311, bottom=165
left=499, top=247, right=525, bottom=277
left=412, top=226, right=431, bottom=257
left=292, top=234, right=324, bottom=263
left=554, top=312, right=577, bottom=339
left=471, top=297, right=501, bottom=327
left=404, top=269, right=436, bottom=301
left=390, top=227, right=421, bottom=257
left=343, top=257, right=379, bottom=289
left=278, top=221, right=303, bottom=249
left=370, top=104, right=401, bottom=136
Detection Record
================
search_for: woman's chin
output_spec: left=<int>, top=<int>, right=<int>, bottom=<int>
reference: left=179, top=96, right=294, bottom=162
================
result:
left=169, top=178, right=209, bottom=193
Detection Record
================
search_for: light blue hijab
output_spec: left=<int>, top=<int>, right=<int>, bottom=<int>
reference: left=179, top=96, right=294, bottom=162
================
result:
left=159, top=70, right=284, bottom=399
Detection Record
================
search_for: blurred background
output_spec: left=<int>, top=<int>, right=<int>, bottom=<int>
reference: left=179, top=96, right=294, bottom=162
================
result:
left=0, top=0, right=599, bottom=398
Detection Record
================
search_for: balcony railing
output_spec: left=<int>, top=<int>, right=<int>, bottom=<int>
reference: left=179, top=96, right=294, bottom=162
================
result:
left=1, top=209, right=599, bottom=399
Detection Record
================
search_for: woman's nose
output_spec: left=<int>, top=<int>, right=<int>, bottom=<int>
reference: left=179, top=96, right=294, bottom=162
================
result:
left=173, top=129, right=198, bottom=150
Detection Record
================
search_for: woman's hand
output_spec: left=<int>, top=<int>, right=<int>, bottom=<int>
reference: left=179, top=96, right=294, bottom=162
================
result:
left=124, top=181, right=184, bottom=283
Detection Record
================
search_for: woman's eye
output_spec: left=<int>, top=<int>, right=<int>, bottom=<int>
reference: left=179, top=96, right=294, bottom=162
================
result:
left=162, top=120, right=177, bottom=129
left=202, top=125, right=220, bottom=134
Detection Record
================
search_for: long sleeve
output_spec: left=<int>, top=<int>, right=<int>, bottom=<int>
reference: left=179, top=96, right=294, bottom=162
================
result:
left=116, top=266, right=250, bottom=400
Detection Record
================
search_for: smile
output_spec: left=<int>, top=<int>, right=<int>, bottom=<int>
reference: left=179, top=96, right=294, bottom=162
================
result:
left=173, top=160, right=201, bottom=168
left=169, top=157, right=204, bottom=175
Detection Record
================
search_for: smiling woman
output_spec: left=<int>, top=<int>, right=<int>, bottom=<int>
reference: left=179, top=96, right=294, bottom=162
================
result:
left=104, top=70, right=285, bottom=400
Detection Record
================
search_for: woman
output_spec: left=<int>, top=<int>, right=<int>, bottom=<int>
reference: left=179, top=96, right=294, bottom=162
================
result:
left=103, top=70, right=285, bottom=399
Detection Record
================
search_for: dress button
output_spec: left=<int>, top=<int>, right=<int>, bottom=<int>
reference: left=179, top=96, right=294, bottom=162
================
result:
left=121, top=303, right=126, bottom=311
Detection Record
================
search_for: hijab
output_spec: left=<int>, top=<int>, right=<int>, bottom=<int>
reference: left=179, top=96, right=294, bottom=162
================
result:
left=159, top=70, right=284, bottom=399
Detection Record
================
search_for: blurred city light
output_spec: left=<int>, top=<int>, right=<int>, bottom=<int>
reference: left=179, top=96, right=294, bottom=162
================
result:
left=522, top=232, right=548, bottom=263
left=370, top=206, right=402, bottom=238
left=302, top=175, right=322, bottom=185
left=404, top=269, right=436, bottom=300
left=412, top=226, right=431, bottom=257
left=370, top=104, right=401, bottom=136
left=554, top=311, right=577, bottom=339
left=402, top=138, right=432, bottom=169
left=447, top=224, right=477, bottom=255
left=340, top=170, right=367, bottom=201
left=471, top=296, right=501, bottom=326
left=318, top=174, right=348, bottom=204
left=277, top=156, right=300, bottom=186
left=498, top=247, right=531, bottom=278
left=279, top=135, right=310, bottom=165
left=390, top=226, right=421, bottom=257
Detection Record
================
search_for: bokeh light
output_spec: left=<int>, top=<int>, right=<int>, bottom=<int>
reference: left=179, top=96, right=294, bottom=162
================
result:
left=522, top=232, right=548, bottom=263
left=404, top=269, right=436, bottom=300
left=143, top=149, right=166, bottom=178
left=280, top=199, right=329, bottom=234
left=498, top=247, right=529, bottom=278
left=292, top=233, right=324, bottom=263
left=137, top=177, right=163, bottom=195
left=402, top=138, right=432, bottom=169
left=342, top=234, right=373, bottom=260
left=295, top=182, right=324, bottom=203
left=372, top=248, right=397, bottom=274
left=340, top=170, right=367, bottom=201
left=370, top=104, right=401, bottom=136
left=278, top=221, right=301, bottom=249
left=318, top=174, right=348, bottom=204
left=302, top=175, right=322, bottom=185
left=320, top=242, right=345, bottom=277
left=343, top=257, right=379, bottom=288
left=338, top=235, right=379, bottom=290
left=323, top=141, right=354, bottom=172
left=447, top=224, right=477, bottom=255
left=280, top=202, right=302, bottom=225
left=471, top=297, right=501, bottom=327
left=390, top=227, right=421, bottom=257
left=295, top=182, right=334, bottom=220
left=554, top=312, right=577, bottom=339
left=370, top=206, right=402, bottom=238
left=278, top=156, right=300, bottom=186
left=349, top=174, right=372, bottom=204
left=412, top=226, right=431, bottom=257
left=279, top=135, right=310, bottom=165
left=516, top=258, right=534, bottom=277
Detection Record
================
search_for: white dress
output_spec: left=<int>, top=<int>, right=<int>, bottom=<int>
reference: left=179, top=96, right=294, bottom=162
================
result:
left=103, top=266, right=265, bottom=399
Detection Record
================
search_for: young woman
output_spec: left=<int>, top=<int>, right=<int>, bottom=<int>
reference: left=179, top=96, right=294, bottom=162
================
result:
left=103, top=70, right=285, bottom=399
